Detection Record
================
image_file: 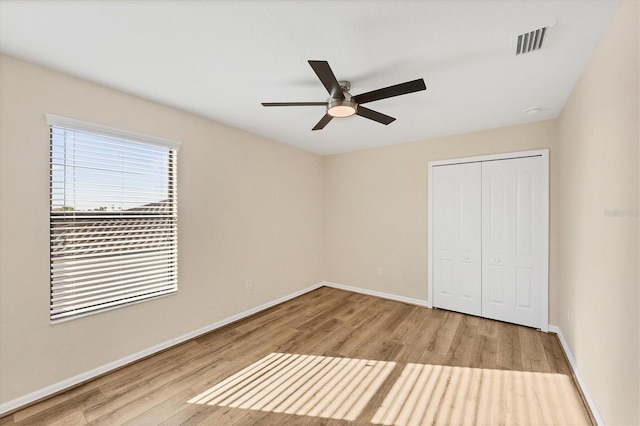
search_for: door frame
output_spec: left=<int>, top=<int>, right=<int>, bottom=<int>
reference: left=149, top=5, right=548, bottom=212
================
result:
left=427, top=149, right=549, bottom=331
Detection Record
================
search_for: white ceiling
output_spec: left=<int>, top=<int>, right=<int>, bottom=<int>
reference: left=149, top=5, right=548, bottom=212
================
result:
left=0, top=0, right=618, bottom=155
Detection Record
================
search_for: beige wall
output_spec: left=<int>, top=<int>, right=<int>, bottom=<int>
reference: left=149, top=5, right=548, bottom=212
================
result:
left=324, top=120, right=559, bottom=308
left=556, top=1, right=639, bottom=424
left=0, top=54, right=325, bottom=404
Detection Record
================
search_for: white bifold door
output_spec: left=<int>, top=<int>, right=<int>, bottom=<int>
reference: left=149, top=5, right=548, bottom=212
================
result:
left=431, top=154, right=547, bottom=329
left=432, top=162, right=482, bottom=317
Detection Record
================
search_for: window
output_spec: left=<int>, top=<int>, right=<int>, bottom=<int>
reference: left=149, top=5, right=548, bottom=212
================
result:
left=48, top=115, right=179, bottom=321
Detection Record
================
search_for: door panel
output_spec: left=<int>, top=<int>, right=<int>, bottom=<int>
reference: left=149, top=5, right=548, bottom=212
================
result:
left=432, top=163, right=481, bottom=316
left=516, top=171, right=533, bottom=257
left=460, top=261, right=474, bottom=298
left=436, top=260, right=453, bottom=295
left=489, top=265, right=505, bottom=304
left=515, top=267, right=532, bottom=308
left=481, top=156, right=545, bottom=328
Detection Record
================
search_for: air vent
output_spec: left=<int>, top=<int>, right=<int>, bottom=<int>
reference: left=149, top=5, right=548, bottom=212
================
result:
left=516, top=27, right=547, bottom=55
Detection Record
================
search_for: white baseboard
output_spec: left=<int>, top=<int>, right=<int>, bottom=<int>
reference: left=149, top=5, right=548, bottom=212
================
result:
left=322, top=281, right=430, bottom=308
left=0, top=282, right=324, bottom=416
left=548, top=325, right=603, bottom=425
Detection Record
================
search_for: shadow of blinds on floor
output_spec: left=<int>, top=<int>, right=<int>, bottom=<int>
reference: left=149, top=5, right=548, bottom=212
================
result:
left=372, top=363, right=590, bottom=425
left=188, top=352, right=589, bottom=425
left=188, top=352, right=396, bottom=422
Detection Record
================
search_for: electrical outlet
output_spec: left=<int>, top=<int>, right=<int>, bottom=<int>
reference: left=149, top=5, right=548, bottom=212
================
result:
left=245, top=279, right=253, bottom=291
left=376, top=267, right=383, bottom=277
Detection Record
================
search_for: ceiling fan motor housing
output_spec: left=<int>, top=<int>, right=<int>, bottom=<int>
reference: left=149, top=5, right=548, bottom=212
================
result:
left=327, top=97, right=357, bottom=117
left=327, top=81, right=356, bottom=117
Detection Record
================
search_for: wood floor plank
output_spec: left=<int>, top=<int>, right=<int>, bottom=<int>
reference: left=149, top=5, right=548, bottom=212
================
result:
left=158, top=402, right=219, bottom=425
left=0, top=287, right=592, bottom=425
left=0, top=415, right=15, bottom=425
left=121, top=385, right=197, bottom=425
left=422, top=309, right=463, bottom=365
left=539, top=330, right=572, bottom=375
left=442, top=314, right=480, bottom=367
left=391, top=306, right=440, bottom=363
left=46, top=410, right=87, bottom=426
left=518, top=326, right=551, bottom=373
left=470, top=332, right=497, bottom=370
left=333, top=292, right=376, bottom=323
left=13, top=388, right=104, bottom=425
left=496, top=320, right=525, bottom=371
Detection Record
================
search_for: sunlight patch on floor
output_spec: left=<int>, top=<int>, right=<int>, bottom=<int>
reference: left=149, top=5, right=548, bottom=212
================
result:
left=371, top=363, right=590, bottom=426
left=188, top=352, right=396, bottom=421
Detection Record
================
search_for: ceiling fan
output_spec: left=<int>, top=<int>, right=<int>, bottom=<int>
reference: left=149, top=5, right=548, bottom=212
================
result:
left=261, top=60, right=426, bottom=131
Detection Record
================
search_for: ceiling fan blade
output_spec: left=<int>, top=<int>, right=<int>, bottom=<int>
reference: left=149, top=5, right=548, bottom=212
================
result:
left=352, top=78, right=426, bottom=104
left=312, top=114, right=333, bottom=131
left=308, top=60, right=345, bottom=100
left=262, top=102, right=327, bottom=107
left=355, top=106, right=396, bottom=125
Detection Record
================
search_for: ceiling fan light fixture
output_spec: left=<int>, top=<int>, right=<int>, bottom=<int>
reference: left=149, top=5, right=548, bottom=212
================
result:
left=327, top=99, right=357, bottom=117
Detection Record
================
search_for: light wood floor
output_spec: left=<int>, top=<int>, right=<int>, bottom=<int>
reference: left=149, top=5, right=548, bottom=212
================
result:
left=0, top=287, right=592, bottom=425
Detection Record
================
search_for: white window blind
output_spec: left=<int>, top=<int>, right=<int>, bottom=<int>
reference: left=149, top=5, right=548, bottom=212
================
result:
left=48, top=115, right=179, bottom=321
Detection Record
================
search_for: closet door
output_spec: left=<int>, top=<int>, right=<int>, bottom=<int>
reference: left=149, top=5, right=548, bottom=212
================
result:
left=432, top=162, right=482, bottom=316
left=481, top=156, right=546, bottom=328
